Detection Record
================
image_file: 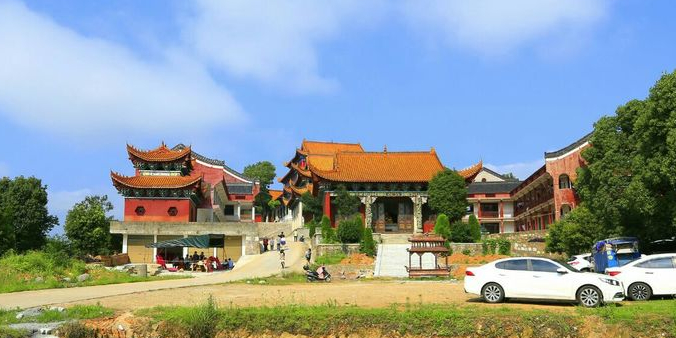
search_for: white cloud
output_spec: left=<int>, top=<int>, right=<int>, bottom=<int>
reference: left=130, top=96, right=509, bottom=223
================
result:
left=0, top=0, right=244, bottom=138
left=182, top=0, right=385, bottom=94
left=400, top=0, right=608, bottom=56
left=0, top=162, right=8, bottom=177
left=486, top=159, right=544, bottom=181
left=47, top=188, right=91, bottom=218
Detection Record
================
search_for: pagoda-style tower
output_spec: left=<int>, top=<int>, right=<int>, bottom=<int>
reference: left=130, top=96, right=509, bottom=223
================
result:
left=111, top=143, right=204, bottom=222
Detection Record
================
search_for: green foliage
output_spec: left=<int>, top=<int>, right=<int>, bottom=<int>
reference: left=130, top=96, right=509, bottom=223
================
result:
left=57, top=322, right=97, bottom=338
left=333, top=185, right=361, bottom=218
left=267, top=199, right=281, bottom=210
left=300, top=192, right=323, bottom=220
left=337, top=214, right=363, bottom=243
left=428, top=169, right=468, bottom=222
left=576, top=71, right=676, bottom=243
left=433, top=214, right=451, bottom=240
left=182, top=295, right=220, bottom=338
left=497, top=238, right=511, bottom=255
left=0, top=176, right=58, bottom=253
left=253, top=189, right=272, bottom=218
left=450, top=221, right=473, bottom=243
left=359, top=228, right=377, bottom=257
left=65, top=195, right=114, bottom=256
left=320, top=215, right=337, bottom=243
left=546, top=206, right=605, bottom=255
left=482, top=239, right=498, bottom=255
left=305, top=219, right=318, bottom=238
left=0, top=326, right=27, bottom=338
left=243, top=161, right=276, bottom=188
left=468, top=214, right=481, bottom=242
left=314, top=252, right=346, bottom=265
left=461, top=249, right=471, bottom=256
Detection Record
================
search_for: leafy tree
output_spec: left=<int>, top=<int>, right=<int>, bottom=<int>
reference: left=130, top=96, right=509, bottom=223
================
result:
left=433, top=214, right=451, bottom=241
left=243, top=161, right=277, bottom=188
left=503, top=172, right=517, bottom=180
left=546, top=206, right=605, bottom=255
left=305, top=219, right=318, bottom=238
left=300, top=192, right=323, bottom=220
left=253, top=189, right=272, bottom=221
left=320, top=215, right=337, bottom=243
left=360, top=228, right=377, bottom=257
left=333, top=185, right=361, bottom=219
left=450, top=220, right=473, bottom=243
left=428, top=169, right=468, bottom=222
left=43, top=235, right=75, bottom=258
left=0, top=204, right=15, bottom=255
left=468, top=214, right=481, bottom=242
left=0, top=176, right=58, bottom=252
left=65, top=195, right=114, bottom=256
left=576, top=71, right=676, bottom=243
left=337, top=214, right=363, bottom=243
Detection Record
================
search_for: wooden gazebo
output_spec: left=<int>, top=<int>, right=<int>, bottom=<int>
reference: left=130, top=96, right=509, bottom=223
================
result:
left=405, top=235, right=450, bottom=277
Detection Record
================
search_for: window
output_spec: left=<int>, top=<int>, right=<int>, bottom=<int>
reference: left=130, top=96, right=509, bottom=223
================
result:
left=531, top=259, right=560, bottom=273
left=224, top=205, right=235, bottom=216
left=481, top=178, right=487, bottom=182
left=496, top=259, right=529, bottom=271
left=481, top=223, right=500, bottom=234
left=636, top=257, right=675, bottom=269
left=167, top=207, right=178, bottom=216
left=559, top=174, right=571, bottom=189
left=560, top=204, right=571, bottom=217
left=134, top=206, right=145, bottom=216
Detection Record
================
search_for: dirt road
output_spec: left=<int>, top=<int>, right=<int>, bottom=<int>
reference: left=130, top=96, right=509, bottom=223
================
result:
left=63, top=279, right=577, bottom=311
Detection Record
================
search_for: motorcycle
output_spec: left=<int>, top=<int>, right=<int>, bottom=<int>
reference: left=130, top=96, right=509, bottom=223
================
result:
left=304, top=264, right=331, bottom=282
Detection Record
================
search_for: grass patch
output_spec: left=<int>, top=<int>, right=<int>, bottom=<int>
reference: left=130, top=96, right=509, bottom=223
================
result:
left=0, top=326, right=28, bottom=338
left=0, top=304, right=114, bottom=325
left=0, top=251, right=187, bottom=293
left=580, top=299, right=676, bottom=335
left=314, top=252, right=346, bottom=265
left=230, top=272, right=308, bottom=285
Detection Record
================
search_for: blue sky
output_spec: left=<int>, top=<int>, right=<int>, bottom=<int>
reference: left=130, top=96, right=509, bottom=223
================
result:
left=0, top=0, right=675, bottom=232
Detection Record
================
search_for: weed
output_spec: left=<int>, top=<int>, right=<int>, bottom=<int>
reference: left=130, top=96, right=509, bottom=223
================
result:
left=57, top=322, right=97, bottom=338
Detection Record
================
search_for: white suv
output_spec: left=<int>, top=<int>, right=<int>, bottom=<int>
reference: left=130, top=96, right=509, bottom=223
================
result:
left=464, top=257, right=625, bottom=307
left=606, top=253, right=676, bottom=301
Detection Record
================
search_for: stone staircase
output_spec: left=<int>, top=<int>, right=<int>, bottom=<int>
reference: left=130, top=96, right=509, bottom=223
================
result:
left=374, top=244, right=436, bottom=277
left=378, top=233, right=413, bottom=244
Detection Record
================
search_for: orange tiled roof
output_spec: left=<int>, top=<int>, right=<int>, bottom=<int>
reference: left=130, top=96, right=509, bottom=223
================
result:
left=311, top=150, right=445, bottom=183
left=301, top=140, right=364, bottom=154
left=457, top=161, right=483, bottom=179
left=127, top=142, right=191, bottom=162
left=269, top=189, right=283, bottom=201
left=306, top=154, right=336, bottom=171
left=111, top=172, right=202, bottom=189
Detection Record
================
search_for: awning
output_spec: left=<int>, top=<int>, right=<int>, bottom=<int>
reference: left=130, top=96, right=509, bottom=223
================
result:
left=146, top=234, right=225, bottom=248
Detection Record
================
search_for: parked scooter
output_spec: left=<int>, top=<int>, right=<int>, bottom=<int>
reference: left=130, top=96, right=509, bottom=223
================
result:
left=304, top=264, right=331, bottom=282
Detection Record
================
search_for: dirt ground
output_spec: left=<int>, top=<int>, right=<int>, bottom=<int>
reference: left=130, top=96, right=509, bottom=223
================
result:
left=62, top=279, right=577, bottom=312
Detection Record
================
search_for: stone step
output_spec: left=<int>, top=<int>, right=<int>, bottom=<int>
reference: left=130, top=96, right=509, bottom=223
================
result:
left=374, top=244, right=439, bottom=277
left=378, top=234, right=414, bottom=244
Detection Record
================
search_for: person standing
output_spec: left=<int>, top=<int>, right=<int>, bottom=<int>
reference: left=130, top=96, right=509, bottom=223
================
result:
left=305, top=248, right=312, bottom=264
left=279, top=249, right=286, bottom=269
left=276, top=237, right=281, bottom=251
left=293, top=229, right=298, bottom=242
left=263, top=238, right=269, bottom=252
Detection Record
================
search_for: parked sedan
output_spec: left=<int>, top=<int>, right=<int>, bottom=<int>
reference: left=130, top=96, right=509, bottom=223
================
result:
left=464, top=257, right=625, bottom=307
left=606, top=253, right=676, bottom=301
left=567, top=253, right=593, bottom=272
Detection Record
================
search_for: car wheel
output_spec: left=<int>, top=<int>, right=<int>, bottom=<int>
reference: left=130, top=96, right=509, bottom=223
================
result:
left=482, top=283, right=505, bottom=303
left=628, top=282, right=652, bottom=301
left=577, top=286, right=602, bottom=307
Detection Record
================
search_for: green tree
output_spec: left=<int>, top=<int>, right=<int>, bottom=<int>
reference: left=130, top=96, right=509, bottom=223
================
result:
left=253, top=189, right=272, bottom=221
left=450, top=221, right=473, bottom=243
left=576, top=71, right=676, bottom=243
left=468, top=214, right=481, bottom=242
left=243, top=161, right=277, bottom=188
left=333, top=185, right=361, bottom=219
left=0, top=204, right=15, bottom=255
left=433, top=214, right=451, bottom=240
left=300, top=192, right=323, bottom=220
left=65, top=195, right=114, bottom=256
left=428, top=169, right=468, bottom=222
left=320, top=215, right=337, bottom=243
left=0, top=176, right=58, bottom=252
left=359, top=228, right=377, bottom=257
left=337, top=214, right=363, bottom=243
left=546, top=206, right=605, bottom=255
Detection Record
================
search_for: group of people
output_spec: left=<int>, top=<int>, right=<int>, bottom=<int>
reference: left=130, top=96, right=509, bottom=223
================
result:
left=262, top=231, right=291, bottom=252
left=171, top=251, right=234, bottom=272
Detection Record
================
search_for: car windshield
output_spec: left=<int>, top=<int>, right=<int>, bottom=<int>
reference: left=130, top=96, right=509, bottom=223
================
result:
left=555, top=260, right=581, bottom=272
left=617, top=253, right=639, bottom=266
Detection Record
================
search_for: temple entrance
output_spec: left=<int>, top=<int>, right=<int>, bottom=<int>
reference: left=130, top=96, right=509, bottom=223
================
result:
left=372, top=197, right=414, bottom=234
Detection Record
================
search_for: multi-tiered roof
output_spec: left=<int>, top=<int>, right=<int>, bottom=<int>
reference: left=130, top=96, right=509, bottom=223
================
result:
left=279, top=140, right=483, bottom=205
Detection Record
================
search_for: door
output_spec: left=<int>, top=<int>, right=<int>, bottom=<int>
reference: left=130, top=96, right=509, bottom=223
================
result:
left=634, top=256, right=676, bottom=295
left=529, top=259, right=572, bottom=300
left=494, top=259, right=531, bottom=298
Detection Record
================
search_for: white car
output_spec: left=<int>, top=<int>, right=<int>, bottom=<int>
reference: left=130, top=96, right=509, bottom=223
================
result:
left=606, top=253, right=676, bottom=301
left=567, top=253, right=593, bottom=272
left=464, top=257, right=625, bottom=307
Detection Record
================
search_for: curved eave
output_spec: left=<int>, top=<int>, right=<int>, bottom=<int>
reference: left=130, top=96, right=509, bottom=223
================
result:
left=110, top=171, right=202, bottom=190
left=457, top=161, right=483, bottom=180
left=126, top=143, right=192, bottom=163
left=290, top=163, right=312, bottom=178
left=290, top=183, right=312, bottom=195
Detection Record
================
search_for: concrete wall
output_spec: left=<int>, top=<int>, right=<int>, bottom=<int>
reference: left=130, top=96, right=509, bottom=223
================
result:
left=124, top=199, right=194, bottom=222
left=315, top=243, right=361, bottom=258
left=486, top=230, right=563, bottom=257
left=450, top=243, right=483, bottom=256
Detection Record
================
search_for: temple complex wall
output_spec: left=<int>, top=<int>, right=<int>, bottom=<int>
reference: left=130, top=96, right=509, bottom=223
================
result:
left=123, top=198, right=194, bottom=222
left=545, top=143, right=589, bottom=221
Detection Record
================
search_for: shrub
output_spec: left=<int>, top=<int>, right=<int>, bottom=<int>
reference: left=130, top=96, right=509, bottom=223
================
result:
left=320, top=216, right=337, bottom=244
left=497, top=238, right=511, bottom=256
left=482, top=239, right=498, bottom=255
left=433, top=214, right=451, bottom=240
left=306, top=220, right=318, bottom=238
left=182, top=296, right=220, bottom=338
left=450, top=221, right=472, bottom=243
left=57, top=322, right=96, bottom=338
left=359, top=228, right=376, bottom=257
left=461, top=249, right=471, bottom=256
left=468, top=215, right=481, bottom=242
left=337, top=215, right=363, bottom=244
left=315, top=252, right=347, bottom=265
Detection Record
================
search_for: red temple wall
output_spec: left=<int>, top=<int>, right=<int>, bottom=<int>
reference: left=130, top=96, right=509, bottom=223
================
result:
left=545, top=143, right=589, bottom=221
left=124, top=199, right=194, bottom=222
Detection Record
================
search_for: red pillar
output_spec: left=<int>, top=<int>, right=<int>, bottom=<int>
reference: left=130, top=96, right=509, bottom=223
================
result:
left=323, top=192, right=333, bottom=227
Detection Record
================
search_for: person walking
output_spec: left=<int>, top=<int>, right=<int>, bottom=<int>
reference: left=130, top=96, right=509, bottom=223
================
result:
left=305, top=248, right=312, bottom=264
left=276, top=237, right=281, bottom=252
left=279, top=249, right=286, bottom=269
left=293, top=229, right=298, bottom=242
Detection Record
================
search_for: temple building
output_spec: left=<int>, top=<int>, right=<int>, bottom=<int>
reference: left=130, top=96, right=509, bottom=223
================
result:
left=109, top=143, right=261, bottom=263
left=465, top=168, right=521, bottom=234
left=279, top=140, right=482, bottom=233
